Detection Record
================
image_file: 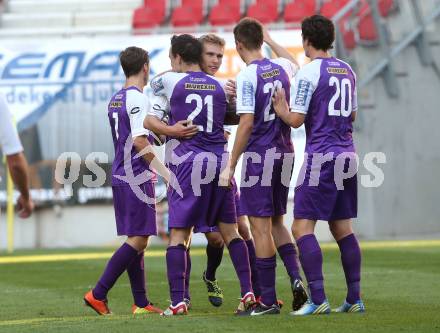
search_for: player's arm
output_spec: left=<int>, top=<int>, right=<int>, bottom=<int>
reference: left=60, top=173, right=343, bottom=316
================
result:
left=272, top=87, right=305, bottom=128
left=0, top=95, right=33, bottom=218
left=220, top=78, right=239, bottom=125
left=263, top=27, right=299, bottom=68
left=220, top=69, right=255, bottom=186
left=128, top=92, right=171, bottom=182
left=144, top=115, right=198, bottom=139
left=132, top=135, right=171, bottom=183
left=230, top=114, right=254, bottom=168
left=275, top=67, right=317, bottom=128
left=146, top=73, right=199, bottom=138
left=6, top=153, right=34, bottom=218
left=144, top=95, right=198, bottom=138
left=351, top=71, right=358, bottom=122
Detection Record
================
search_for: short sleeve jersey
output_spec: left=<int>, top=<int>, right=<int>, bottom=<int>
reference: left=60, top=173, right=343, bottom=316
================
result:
left=149, top=71, right=228, bottom=162
left=236, top=57, right=298, bottom=154
left=290, top=57, right=357, bottom=155
left=108, top=87, right=154, bottom=185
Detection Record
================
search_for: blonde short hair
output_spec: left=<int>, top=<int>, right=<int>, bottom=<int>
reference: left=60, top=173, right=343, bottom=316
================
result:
left=198, top=33, right=226, bottom=48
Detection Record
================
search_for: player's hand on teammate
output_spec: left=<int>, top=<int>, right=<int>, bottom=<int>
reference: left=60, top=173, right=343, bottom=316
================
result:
left=169, top=120, right=199, bottom=139
left=219, top=162, right=235, bottom=188
left=225, top=79, right=237, bottom=101
left=262, top=26, right=274, bottom=45
left=16, top=194, right=34, bottom=218
left=272, top=87, right=289, bottom=117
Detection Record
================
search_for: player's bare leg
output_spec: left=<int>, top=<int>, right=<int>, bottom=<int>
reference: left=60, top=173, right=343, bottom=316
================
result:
left=163, top=228, right=192, bottom=316
left=329, top=219, right=364, bottom=313
left=292, top=219, right=330, bottom=315
left=217, top=222, right=255, bottom=314
left=237, top=216, right=261, bottom=301
left=202, top=231, right=225, bottom=306
left=245, top=216, right=280, bottom=315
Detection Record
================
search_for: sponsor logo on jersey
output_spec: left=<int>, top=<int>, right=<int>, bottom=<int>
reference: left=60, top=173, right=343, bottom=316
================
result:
left=115, top=94, right=123, bottom=100
left=328, top=61, right=341, bottom=66
left=109, top=101, right=122, bottom=108
left=189, top=77, right=207, bottom=82
left=130, top=106, right=141, bottom=114
left=184, top=83, right=216, bottom=90
left=261, top=68, right=280, bottom=79
left=151, top=77, right=165, bottom=94
left=242, top=81, right=254, bottom=107
left=295, top=79, right=311, bottom=107
left=327, top=67, right=348, bottom=75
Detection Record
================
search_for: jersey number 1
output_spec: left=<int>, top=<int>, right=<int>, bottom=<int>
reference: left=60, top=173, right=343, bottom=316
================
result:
left=112, top=112, right=119, bottom=140
left=328, top=76, right=352, bottom=117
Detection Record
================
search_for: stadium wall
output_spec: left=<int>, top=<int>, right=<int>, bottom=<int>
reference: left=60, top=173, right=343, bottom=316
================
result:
left=355, top=22, right=440, bottom=239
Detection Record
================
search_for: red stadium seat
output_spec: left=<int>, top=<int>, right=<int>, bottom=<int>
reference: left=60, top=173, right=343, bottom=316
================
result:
left=247, top=0, right=279, bottom=24
left=320, top=0, right=350, bottom=18
left=209, top=1, right=241, bottom=26
left=378, top=0, right=395, bottom=17
left=132, top=0, right=166, bottom=29
left=171, top=0, right=204, bottom=27
left=358, top=13, right=377, bottom=41
left=284, top=0, right=316, bottom=23
left=339, top=21, right=356, bottom=49
left=184, top=0, right=204, bottom=7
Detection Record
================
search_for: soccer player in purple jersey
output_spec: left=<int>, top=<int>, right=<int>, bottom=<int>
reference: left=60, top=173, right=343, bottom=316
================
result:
left=194, top=32, right=301, bottom=308
left=221, top=18, right=308, bottom=316
left=144, top=34, right=255, bottom=316
left=84, top=47, right=168, bottom=316
left=273, top=15, right=364, bottom=315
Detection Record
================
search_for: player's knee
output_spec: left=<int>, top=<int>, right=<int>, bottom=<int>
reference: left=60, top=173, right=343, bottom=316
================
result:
left=237, top=220, right=251, bottom=240
left=291, top=224, right=305, bottom=240
left=127, top=236, right=149, bottom=251
left=329, top=220, right=353, bottom=241
left=207, top=233, right=224, bottom=248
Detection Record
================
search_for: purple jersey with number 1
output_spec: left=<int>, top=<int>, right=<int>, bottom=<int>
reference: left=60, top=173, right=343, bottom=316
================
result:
left=149, top=71, right=236, bottom=230
left=108, top=86, right=157, bottom=236
left=236, top=57, right=298, bottom=217
left=290, top=57, right=358, bottom=221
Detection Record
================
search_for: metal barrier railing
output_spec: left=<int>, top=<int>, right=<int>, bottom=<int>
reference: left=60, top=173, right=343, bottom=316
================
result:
left=333, top=0, right=440, bottom=95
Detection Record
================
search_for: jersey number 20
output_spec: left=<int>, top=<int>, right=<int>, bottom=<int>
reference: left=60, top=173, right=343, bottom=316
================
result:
left=328, top=76, right=352, bottom=117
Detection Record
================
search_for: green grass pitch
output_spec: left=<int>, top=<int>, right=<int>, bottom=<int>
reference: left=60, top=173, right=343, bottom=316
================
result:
left=0, top=242, right=439, bottom=333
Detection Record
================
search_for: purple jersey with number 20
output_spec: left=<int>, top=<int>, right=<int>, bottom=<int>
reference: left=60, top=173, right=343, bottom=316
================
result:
left=291, top=57, right=358, bottom=221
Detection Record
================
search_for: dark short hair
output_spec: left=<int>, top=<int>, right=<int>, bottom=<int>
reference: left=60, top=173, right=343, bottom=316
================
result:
left=119, top=46, right=149, bottom=78
left=233, top=17, right=263, bottom=50
left=301, top=15, right=335, bottom=51
left=170, top=34, right=202, bottom=64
